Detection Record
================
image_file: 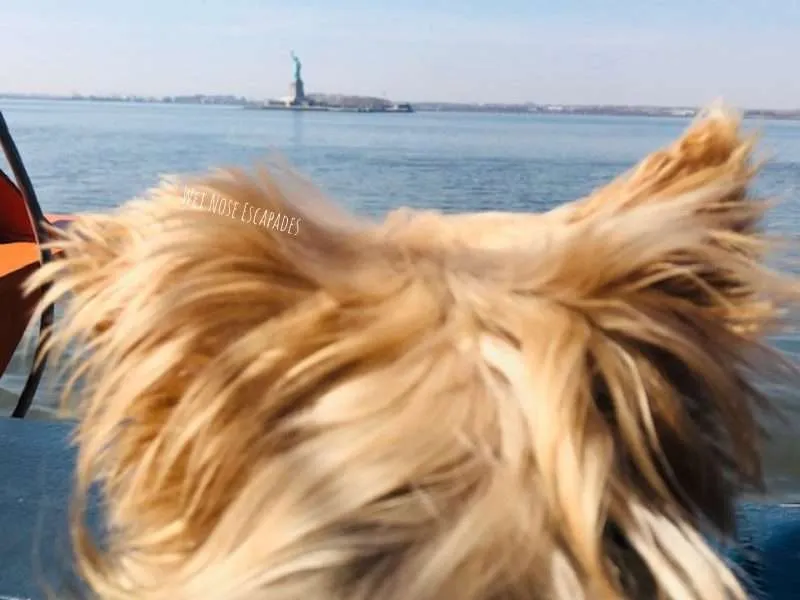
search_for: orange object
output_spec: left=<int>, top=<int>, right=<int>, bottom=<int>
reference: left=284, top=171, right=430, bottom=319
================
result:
left=1, top=171, right=38, bottom=376
left=0, top=111, right=75, bottom=417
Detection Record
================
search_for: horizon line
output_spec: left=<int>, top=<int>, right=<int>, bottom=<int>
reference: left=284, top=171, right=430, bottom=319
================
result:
left=1, top=91, right=799, bottom=114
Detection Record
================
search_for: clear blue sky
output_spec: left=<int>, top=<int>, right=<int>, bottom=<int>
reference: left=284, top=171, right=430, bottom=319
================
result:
left=2, top=0, right=798, bottom=108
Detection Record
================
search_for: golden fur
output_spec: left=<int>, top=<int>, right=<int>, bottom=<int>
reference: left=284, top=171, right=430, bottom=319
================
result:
left=26, top=108, right=800, bottom=600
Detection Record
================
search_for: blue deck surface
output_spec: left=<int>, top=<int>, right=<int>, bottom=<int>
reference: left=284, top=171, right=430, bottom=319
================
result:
left=0, top=417, right=797, bottom=599
left=0, top=418, right=82, bottom=599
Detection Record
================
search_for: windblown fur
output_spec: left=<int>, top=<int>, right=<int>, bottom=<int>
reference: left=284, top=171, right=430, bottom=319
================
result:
left=27, top=108, right=800, bottom=600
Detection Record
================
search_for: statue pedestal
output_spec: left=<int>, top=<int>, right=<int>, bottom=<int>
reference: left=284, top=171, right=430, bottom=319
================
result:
left=289, top=78, right=305, bottom=106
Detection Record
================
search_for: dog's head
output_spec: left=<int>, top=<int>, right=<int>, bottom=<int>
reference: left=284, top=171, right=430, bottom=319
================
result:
left=29, top=108, right=798, bottom=600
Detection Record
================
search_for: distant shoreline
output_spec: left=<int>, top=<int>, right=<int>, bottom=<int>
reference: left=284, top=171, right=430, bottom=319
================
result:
left=2, top=93, right=799, bottom=121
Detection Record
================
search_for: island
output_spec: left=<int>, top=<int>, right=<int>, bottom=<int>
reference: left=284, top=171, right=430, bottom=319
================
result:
left=249, top=52, right=414, bottom=113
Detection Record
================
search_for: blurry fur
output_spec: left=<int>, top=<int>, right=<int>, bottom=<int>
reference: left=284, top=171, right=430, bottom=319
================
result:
left=27, top=108, right=800, bottom=600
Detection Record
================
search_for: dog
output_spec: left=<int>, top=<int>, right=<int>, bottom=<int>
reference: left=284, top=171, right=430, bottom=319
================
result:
left=27, top=107, right=800, bottom=600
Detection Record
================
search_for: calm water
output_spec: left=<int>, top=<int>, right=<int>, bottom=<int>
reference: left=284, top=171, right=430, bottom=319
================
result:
left=2, top=99, right=800, bottom=496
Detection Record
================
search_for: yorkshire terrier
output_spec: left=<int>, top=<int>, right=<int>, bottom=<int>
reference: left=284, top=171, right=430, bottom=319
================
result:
left=27, top=108, right=800, bottom=600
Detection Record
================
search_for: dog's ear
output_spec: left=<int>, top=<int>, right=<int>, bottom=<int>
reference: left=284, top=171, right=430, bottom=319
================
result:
left=562, top=106, right=760, bottom=226
left=28, top=165, right=374, bottom=404
left=522, top=108, right=795, bottom=527
left=23, top=166, right=395, bottom=585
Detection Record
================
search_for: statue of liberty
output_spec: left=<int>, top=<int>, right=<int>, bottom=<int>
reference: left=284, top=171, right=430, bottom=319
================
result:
left=291, top=51, right=302, bottom=82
